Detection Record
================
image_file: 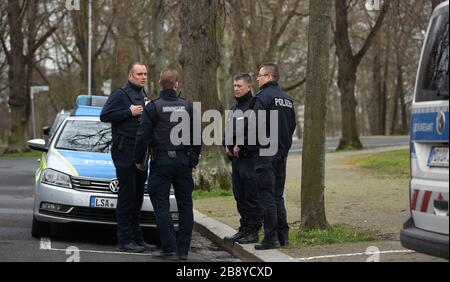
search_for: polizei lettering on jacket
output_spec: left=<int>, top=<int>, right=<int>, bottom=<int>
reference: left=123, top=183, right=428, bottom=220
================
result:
left=274, top=98, right=293, bottom=109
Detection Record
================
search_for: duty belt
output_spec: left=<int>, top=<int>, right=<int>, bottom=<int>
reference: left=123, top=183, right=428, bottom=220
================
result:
left=112, top=135, right=136, bottom=150
left=154, top=150, right=188, bottom=160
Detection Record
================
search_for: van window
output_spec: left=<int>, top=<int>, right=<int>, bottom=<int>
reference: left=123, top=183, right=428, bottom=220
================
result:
left=417, top=13, right=449, bottom=102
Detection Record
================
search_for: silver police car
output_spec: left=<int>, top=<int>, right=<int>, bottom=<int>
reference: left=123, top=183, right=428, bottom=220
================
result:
left=28, top=96, right=179, bottom=238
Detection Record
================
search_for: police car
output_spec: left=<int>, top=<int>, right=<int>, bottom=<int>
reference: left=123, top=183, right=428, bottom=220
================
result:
left=28, top=95, right=179, bottom=238
left=400, top=1, right=449, bottom=259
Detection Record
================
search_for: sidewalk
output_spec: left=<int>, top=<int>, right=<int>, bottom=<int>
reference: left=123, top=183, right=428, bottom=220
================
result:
left=192, top=146, right=446, bottom=262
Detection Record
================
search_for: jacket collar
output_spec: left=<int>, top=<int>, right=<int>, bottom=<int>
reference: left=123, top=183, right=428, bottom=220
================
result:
left=259, top=81, right=279, bottom=91
left=160, top=89, right=178, bottom=99
left=235, top=91, right=253, bottom=104
left=127, top=81, right=144, bottom=92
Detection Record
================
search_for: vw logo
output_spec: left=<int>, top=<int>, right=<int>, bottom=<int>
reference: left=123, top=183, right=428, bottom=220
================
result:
left=436, top=112, right=446, bottom=135
left=109, top=180, right=120, bottom=194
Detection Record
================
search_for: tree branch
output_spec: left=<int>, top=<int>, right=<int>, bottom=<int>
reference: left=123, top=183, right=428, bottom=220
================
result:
left=283, top=77, right=307, bottom=92
left=353, top=1, right=391, bottom=68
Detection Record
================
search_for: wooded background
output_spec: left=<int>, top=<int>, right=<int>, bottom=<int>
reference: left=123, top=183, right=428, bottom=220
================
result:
left=0, top=0, right=442, bottom=151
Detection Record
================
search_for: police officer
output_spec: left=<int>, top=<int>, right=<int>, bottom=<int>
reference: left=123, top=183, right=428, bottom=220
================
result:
left=224, top=74, right=262, bottom=244
left=135, top=68, right=201, bottom=261
left=100, top=62, right=156, bottom=253
left=252, top=63, right=296, bottom=250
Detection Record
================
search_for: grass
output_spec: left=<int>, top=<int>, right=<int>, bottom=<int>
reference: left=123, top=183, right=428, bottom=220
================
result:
left=192, top=188, right=233, bottom=200
left=0, top=151, right=41, bottom=158
left=285, top=224, right=376, bottom=248
left=353, top=149, right=410, bottom=179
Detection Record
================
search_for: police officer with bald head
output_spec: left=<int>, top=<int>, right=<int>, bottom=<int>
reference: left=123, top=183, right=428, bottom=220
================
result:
left=100, top=62, right=156, bottom=253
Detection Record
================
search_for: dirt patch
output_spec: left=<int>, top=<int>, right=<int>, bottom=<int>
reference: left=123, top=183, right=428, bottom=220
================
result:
left=194, top=146, right=411, bottom=258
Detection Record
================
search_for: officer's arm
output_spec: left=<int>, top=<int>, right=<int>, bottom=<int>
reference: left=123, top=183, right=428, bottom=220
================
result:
left=135, top=104, right=157, bottom=164
left=100, top=91, right=132, bottom=123
left=238, top=96, right=265, bottom=150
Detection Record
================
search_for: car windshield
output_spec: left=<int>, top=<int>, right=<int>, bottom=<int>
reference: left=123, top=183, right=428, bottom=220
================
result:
left=55, top=120, right=112, bottom=153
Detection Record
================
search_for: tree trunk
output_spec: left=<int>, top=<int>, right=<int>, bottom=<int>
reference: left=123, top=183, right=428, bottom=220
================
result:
left=391, top=48, right=403, bottom=135
left=337, top=70, right=363, bottom=150
left=370, top=39, right=384, bottom=136
left=6, top=0, right=28, bottom=152
left=111, top=1, right=132, bottom=90
left=334, top=0, right=390, bottom=150
left=180, top=0, right=231, bottom=191
left=152, top=0, right=166, bottom=96
left=300, top=0, right=332, bottom=232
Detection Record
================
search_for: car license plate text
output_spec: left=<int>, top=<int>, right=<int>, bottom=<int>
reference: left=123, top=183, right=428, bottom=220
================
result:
left=90, top=197, right=117, bottom=209
left=428, top=147, right=449, bottom=168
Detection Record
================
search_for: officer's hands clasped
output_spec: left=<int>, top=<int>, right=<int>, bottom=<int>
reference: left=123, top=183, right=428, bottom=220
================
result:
left=130, top=105, right=144, bottom=117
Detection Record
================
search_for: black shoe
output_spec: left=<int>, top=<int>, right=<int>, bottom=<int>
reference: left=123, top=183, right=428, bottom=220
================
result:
left=278, top=232, right=289, bottom=247
left=117, top=242, right=146, bottom=253
left=237, top=232, right=259, bottom=244
left=224, top=230, right=246, bottom=242
left=255, top=240, right=281, bottom=250
left=280, top=240, right=289, bottom=247
left=178, top=254, right=189, bottom=261
left=136, top=241, right=157, bottom=252
left=152, top=251, right=177, bottom=260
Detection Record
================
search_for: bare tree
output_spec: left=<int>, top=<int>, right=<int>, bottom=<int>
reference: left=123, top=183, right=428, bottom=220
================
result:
left=334, top=0, right=390, bottom=150
left=180, top=0, right=231, bottom=191
left=1, top=0, right=65, bottom=152
left=153, top=0, right=166, bottom=95
left=300, top=0, right=332, bottom=231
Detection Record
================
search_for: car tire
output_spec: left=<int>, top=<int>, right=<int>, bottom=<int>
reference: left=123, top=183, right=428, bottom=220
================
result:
left=31, top=216, right=50, bottom=238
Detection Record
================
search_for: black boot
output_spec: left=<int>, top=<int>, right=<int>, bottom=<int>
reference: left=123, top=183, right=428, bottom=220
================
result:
left=278, top=232, right=290, bottom=247
left=224, top=227, right=247, bottom=242
left=117, top=242, right=146, bottom=253
left=237, top=232, right=259, bottom=244
left=255, top=239, right=280, bottom=250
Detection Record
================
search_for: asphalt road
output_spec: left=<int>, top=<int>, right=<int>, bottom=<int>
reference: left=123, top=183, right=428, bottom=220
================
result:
left=0, top=158, right=239, bottom=262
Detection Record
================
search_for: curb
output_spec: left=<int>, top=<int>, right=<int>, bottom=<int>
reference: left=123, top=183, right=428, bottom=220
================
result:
left=193, top=210, right=296, bottom=262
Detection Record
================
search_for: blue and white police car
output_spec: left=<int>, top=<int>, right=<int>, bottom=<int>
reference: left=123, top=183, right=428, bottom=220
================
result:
left=400, top=1, right=449, bottom=259
left=28, top=95, right=179, bottom=238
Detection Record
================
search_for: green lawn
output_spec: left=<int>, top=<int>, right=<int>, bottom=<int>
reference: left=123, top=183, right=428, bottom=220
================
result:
left=285, top=224, right=376, bottom=248
left=354, top=149, right=410, bottom=179
left=192, top=188, right=233, bottom=200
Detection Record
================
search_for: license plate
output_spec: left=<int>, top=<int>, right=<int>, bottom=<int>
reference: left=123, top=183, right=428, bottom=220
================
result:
left=90, top=197, right=117, bottom=209
left=428, top=147, right=449, bottom=168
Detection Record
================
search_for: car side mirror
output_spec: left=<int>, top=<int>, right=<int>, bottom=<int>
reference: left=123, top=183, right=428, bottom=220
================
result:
left=27, top=139, right=48, bottom=153
left=43, top=126, right=51, bottom=136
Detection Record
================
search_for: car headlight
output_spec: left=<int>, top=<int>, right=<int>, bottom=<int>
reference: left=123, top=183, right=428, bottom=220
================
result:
left=41, top=169, right=72, bottom=189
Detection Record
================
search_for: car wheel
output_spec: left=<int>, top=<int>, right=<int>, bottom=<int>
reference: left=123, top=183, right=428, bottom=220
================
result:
left=31, top=216, right=50, bottom=238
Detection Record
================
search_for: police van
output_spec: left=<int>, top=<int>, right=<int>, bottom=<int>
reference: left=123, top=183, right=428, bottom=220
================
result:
left=28, top=95, right=179, bottom=238
left=400, top=1, right=449, bottom=259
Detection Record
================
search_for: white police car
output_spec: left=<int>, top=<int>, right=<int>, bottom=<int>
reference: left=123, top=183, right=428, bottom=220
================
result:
left=28, top=95, right=179, bottom=237
left=400, top=1, right=449, bottom=259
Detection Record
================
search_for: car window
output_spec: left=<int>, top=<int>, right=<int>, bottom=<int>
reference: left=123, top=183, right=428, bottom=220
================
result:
left=417, top=13, right=449, bottom=102
left=48, top=112, right=70, bottom=142
left=55, top=120, right=112, bottom=153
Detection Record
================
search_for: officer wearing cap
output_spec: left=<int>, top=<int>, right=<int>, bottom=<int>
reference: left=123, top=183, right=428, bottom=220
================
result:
left=135, top=67, right=201, bottom=261
left=224, top=73, right=262, bottom=245
left=252, top=63, right=297, bottom=250
left=100, top=62, right=156, bottom=253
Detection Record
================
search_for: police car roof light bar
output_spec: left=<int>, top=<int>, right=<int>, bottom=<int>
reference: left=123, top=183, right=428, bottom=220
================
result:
left=76, top=95, right=108, bottom=108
